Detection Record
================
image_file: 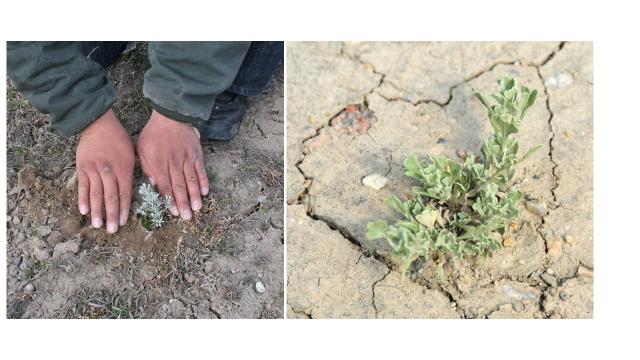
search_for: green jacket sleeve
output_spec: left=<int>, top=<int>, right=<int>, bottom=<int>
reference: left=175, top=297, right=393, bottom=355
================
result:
left=143, top=41, right=250, bottom=124
left=7, top=42, right=116, bottom=137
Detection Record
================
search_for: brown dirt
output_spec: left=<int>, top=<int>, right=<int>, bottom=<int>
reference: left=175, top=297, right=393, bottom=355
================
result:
left=6, top=43, right=284, bottom=319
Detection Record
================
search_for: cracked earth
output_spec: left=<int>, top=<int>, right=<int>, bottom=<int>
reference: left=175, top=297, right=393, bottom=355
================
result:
left=286, top=42, right=592, bottom=319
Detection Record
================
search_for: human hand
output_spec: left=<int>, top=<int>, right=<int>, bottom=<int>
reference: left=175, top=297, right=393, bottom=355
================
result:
left=76, top=108, right=135, bottom=233
left=136, top=110, right=209, bottom=220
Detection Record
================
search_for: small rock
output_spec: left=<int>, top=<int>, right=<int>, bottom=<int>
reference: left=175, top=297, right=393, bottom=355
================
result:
left=457, top=149, right=468, bottom=160
left=577, top=266, right=593, bottom=278
left=547, top=239, right=563, bottom=257
left=24, top=283, right=35, bottom=294
left=362, top=173, right=388, bottom=190
left=518, top=259, right=525, bottom=265
left=564, top=235, right=576, bottom=245
left=13, top=256, right=23, bottom=266
left=544, top=70, right=574, bottom=89
left=35, top=225, right=52, bottom=237
left=502, top=235, right=515, bottom=247
left=13, top=216, right=21, bottom=225
left=52, top=239, right=80, bottom=258
left=559, top=290, right=569, bottom=301
left=46, top=231, right=64, bottom=246
left=546, top=268, right=555, bottom=275
left=30, top=237, right=50, bottom=261
left=541, top=273, right=558, bottom=287
left=525, top=201, right=548, bottom=217
left=436, top=138, right=446, bottom=144
left=169, top=298, right=178, bottom=304
left=255, top=280, right=266, bottom=294
left=564, top=131, right=573, bottom=139
left=66, top=170, right=77, bottom=190
left=257, top=195, right=268, bottom=203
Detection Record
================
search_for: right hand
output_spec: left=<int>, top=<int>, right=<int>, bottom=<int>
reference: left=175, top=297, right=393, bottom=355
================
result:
left=76, top=108, right=135, bottom=234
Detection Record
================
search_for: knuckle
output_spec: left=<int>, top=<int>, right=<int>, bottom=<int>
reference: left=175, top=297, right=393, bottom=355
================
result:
left=77, top=182, right=89, bottom=192
left=159, top=185, right=172, bottom=194
left=90, top=189, right=103, bottom=198
left=187, top=174, right=199, bottom=184
left=119, top=192, right=131, bottom=200
left=105, top=193, right=119, bottom=204
left=174, top=183, right=187, bottom=193
left=100, top=165, right=112, bottom=173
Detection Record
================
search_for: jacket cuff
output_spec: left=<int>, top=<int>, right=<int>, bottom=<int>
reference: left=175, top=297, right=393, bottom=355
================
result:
left=54, top=90, right=117, bottom=137
left=146, top=98, right=205, bottom=126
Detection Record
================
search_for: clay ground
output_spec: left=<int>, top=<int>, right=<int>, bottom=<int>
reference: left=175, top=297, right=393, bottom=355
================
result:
left=286, top=42, right=592, bottom=319
left=6, top=44, right=284, bottom=318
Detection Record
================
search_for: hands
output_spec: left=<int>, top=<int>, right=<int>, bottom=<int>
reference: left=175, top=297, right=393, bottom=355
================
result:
left=76, top=109, right=135, bottom=234
left=136, top=110, right=209, bottom=221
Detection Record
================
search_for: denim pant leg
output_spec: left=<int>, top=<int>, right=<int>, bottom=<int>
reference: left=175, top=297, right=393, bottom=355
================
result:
left=227, top=41, right=284, bottom=96
left=81, top=41, right=129, bottom=68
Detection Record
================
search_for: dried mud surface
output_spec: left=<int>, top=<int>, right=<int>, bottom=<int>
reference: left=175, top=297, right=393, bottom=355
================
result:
left=287, top=41, right=592, bottom=319
left=6, top=44, right=284, bottom=319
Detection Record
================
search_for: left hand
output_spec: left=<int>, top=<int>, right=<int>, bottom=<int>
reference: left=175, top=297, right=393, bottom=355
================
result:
left=136, top=110, right=209, bottom=220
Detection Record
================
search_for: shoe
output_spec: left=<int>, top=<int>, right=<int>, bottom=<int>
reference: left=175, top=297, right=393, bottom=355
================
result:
left=196, top=91, right=248, bottom=140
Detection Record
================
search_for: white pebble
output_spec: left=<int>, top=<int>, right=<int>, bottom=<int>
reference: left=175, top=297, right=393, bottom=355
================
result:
left=362, top=173, right=388, bottom=190
left=255, top=281, right=266, bottom=294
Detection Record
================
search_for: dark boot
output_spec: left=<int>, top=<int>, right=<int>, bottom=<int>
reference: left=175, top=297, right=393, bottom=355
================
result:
left=196, top=90, right=248, bottom=141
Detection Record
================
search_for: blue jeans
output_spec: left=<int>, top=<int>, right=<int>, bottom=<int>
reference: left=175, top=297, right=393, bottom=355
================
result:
left=227, top=41, right=283, bottom=96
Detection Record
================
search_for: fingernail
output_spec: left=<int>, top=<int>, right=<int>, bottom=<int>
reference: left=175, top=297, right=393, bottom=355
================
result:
left=107, top=222, right=117, bottom=234
left=192, top=199, right=202, bottom=211
left=170, top=205, right=179, bottom=217
left=180, top=209, right=192, bottom=221
left=201, top=186, right=209, bottom=196
left=148, top=177, right=156, bottom=186
left=92, top=217, right=103, bottom=228
left=119, top=212, right=128, bottom=226
left=79, top=204, right=89, bottom=215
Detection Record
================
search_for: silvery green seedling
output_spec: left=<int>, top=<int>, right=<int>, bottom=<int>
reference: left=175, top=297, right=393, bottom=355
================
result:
left=136, top=183, right=173, bottom=230
left=367, top=76, right=540, bottom=275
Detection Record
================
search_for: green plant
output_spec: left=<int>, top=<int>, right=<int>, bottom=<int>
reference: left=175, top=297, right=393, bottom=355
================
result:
left=367, top=76, right=540, bottom=275
left=136, top=183, right=172, bottom=230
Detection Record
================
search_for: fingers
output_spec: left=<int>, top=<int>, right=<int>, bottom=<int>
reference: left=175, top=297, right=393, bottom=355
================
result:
left=86, top=169, right=104, bottom=229
left=117, top=169, right=133, bottom=227
left=194, top=156, right=209, bottom=196
left=77, top=169, right=90, bottom=215
left=99, top=165, right=120, bottom=234
left=183, top=162, right=202, bottom=212
left=137, top=147, right=156, bottom=186
left=155, top=169, right=179, bottom=217
left=169, top=161, right=192, bottom=220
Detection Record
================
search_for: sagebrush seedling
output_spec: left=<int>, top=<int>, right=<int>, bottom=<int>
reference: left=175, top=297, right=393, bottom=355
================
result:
left=136, top=183, right=173, bottom=230
left=367, top=76, right=541, bottom=275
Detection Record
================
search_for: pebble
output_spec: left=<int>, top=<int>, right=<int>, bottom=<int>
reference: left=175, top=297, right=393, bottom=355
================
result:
left=257, top=195, right=268, bottom=203
left=559, top=290, right=569, bottom=301
left=35, top=225, right=52, bottom=237
left=52, top=239, right=80, bottom=258
left=24, top=283, right=35, bottom=294
left=362, top=173, right=388, bottom=190
left=564, top=235, right=576, bottom=245
left=541, top=273, right=558, bottom=287
left=544, top=70, right=574, bottom=89
left=502, top=235, right=514, bottom=247
left=66, top=171, right=77, bottom=190
left=525, top=201, right=548, bottom=217
left=13, top=216, right=21, bottom=225
left=518, top=259, right=525, bottom=265
left=255, top=280, right=266, bottom=294
left=13, top=256, right=22, bottom=266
